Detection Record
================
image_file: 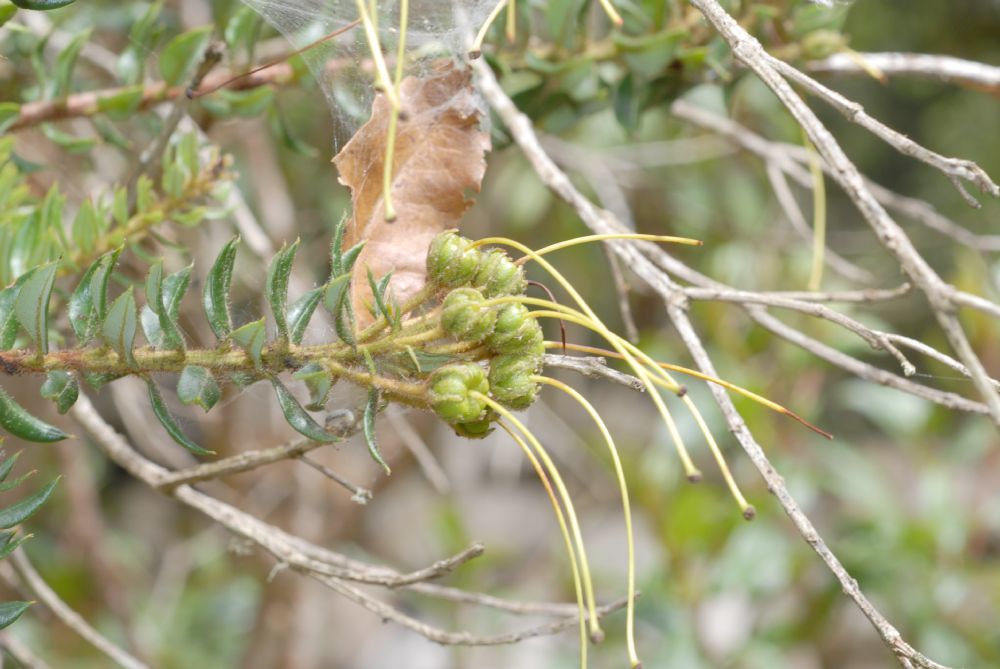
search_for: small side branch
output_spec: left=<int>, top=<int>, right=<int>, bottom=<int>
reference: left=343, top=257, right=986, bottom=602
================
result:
left=807, top=52, right=1000, bottom=94
left=9, top=551, right=149, bottom=669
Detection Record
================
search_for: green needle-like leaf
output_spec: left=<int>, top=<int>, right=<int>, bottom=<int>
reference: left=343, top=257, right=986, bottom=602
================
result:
left=13, top=262, right=58, bottom=355
left=266, top=239, right=299, bottom=345
left=292, top=363, right=334, bottom=411
left=0, top=476, right=58, bottom=528
left=144, top=262, right=191, bottom=350
left=10, top=0, right=76, bottom=10
left=40, top=370, right=78, bottom=414
left=147, top=380, right=214, bottom=456
left=0, top=273, right=31, bottom=351
left=0, top=602, right=31, bottom=632
left=0, top=387, right=67, bottom=443
left=102, top=288, right=138, bottom=366
left=177, top=365, right=221, bottom=412
left=0, top=451, right=22, bottom=484
left=70, top=248, right=122, bottom=343
left=231, top=318, right=266, bottom=370
left=363, top=389, right=390, bottom=475
left=271, top=378, right=338, bottom=443
left=159, top=25, right=213, bottom=86
left=287, top=287, right=322, bottom=346
left=203, top=237, right=239, bottom=341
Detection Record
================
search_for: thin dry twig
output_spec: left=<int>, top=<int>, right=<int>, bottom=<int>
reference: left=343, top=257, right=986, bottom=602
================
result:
left=10, top=551, right=150, bottom=669
left=808, top=52, right=1000, bottom=94
left=689, top=0, right=1000, bottom=431
left=68, top=393, right=609, bottom=645
left=472, top=55, right=958, bottom=669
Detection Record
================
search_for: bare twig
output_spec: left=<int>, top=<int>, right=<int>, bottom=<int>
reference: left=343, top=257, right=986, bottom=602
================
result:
left=0, top=632, right=54, bottom=669
left=808, top=52, right=1000, bottom=94
left=297, top=455, right=374, bottom=504
left=10, top=551, right=150, bottom=669
left=473, top=55, right=958, bottom=669
left=543, top=353, right=645, bottom=392
left=386, top=408, right=452, bottom=495
left=689, top=0, right=1000, bottom=430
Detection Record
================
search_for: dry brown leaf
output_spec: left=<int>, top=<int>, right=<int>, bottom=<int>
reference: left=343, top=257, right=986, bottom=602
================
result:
left=333, top=62, right=491, bottom=327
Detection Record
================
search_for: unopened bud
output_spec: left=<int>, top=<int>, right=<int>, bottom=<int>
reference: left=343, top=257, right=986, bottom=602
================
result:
left=427, top=232, right=482, bottom=288
left=489, top=354, right=541, bottom=410
left=441, top=288, right=497, bottom=343
left=486, top=303, right=544, bottom=354
left=427, top=363, right=490, bottom=424
left=473, top=249, right=526, bottom=298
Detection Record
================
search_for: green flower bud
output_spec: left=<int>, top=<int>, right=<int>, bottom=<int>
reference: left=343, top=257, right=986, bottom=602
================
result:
left=452, top=415, right=495, bottom=439
left=441, top=287, right=497, bottom=343
left=488, top=354, right=541, bottom=410
left=472, top=249, right=526, bottom=298
left=427, top=231, right=482, bottom=288
left=428, top=363, right=490, bottom=424
left=485, top=303, right=544, bottom=354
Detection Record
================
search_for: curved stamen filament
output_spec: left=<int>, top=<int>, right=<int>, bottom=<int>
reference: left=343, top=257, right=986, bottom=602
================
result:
left=497, top=421, right=588, bottom=669
left=535, top=375, right=641, bottom=668
left=510, top=233, right=702, bottom=265
left=475, top=393, right=604, bottom=644
left=482, top=289, right=700, bottom=479
left=597, top=0, right=624, bottom=26
left=548, top=342, right=832, bottom=439
left=470, top=0, right=509, bottom=57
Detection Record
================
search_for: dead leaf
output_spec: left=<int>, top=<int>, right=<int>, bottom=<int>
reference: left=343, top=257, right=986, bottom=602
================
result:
left=333, top=62, right=490, bottom=327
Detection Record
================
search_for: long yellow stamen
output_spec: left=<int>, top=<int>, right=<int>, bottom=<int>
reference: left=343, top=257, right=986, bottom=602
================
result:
left=497, top=421, right=588, bottom=669
left=522, top=233, right=702, bottom=264
left=597, top=0, right=624, bottom=26
left=473, top=242, right=702, bottom=478
left=470, top=0, right=509, bottom=58
left=548, top=342, right=832, bottom=438
left=380, top=0, right=409, bottom=221
left=354, top=0, right=400, bottom=109
left=535, top=376, right=641, bottom=668
left=475, top=393, right=604, bottom=643
left=506, top=0, right=517, bottom=41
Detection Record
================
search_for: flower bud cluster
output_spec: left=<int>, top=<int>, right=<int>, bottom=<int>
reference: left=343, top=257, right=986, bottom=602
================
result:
left=426, top=232, right=545, bottom=436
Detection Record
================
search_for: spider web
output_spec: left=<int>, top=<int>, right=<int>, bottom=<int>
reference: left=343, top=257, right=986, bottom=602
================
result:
left=239, top=0, right=496, bottom=147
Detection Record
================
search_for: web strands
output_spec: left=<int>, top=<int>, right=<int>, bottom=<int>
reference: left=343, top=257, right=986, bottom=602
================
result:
left=240, top=0, right=496, bottom=147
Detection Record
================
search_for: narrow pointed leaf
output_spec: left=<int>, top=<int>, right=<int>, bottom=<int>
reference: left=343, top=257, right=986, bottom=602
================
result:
left=70, top=249, right=121, bottom=343
left=266, top=239, right=299, bottom=344
left=102, top=288, right=137, bottom=365
left=13, top=262, right=58, bottom=355
left=0, top=451, right=21, bottom=484
left=0, top=476, right=58, bottom=528
left=323, top=273, right=351, bottom=316
left=334, top=286, right=355, bottom=346
left=40, top=370, right=78, bottom=414
left=145, top=262, right=191, bottom=350
left=0, top=274, right=31, bottom=351
left=292, top=363, right=334, bottom=411
left=231, top=318, right=266, bottom=369
left=341, top=241, right=365, bottom=275
left=366, top=268, right=389, bottom=320
left=330, top=216, right=347, bottom=276
left=0, top=535, right=28, bottom=561
left=0, top=387, right=67, bottom=442
left=0, top=602, right=31, bottom=632
left=287, top=287, right=322, bottom=346
left=147, top=379, right=214, bottom=456
left=0, top=470, right=35, bottom=493
left=203, top=237, right=239, bottom=341
left=140, top=305, right=164, bottom=348
left=271, top=378, right=338, bottom=442
left=177, top=365, right=221, bottom=412
left=363, top=389, right=390, bottom=475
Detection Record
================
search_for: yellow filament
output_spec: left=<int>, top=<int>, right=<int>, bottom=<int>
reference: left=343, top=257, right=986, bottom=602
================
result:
left=354, top=0, right=400, bottom=109
left=475, top=393, right=604, bottom=643
left=471, top=0, right=509, bottom=56
left=805, top=132, right=826, bottom=291
left=497, top=421, right=588, bottom=669
left=597, top=0, right=624, bottom=25
left=524, top=233, right=702, bottom=263
left=380, top=0, right=409, bottom=221
left=506, top=0, right=517, bottom=41
left=535, top=376, right=641, bottom=668
left=473, top=239, right=702, bottom=479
